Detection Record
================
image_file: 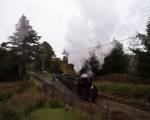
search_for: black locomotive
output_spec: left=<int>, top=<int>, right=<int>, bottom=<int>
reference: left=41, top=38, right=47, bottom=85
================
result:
left=56, top=73, right=98, bottom=101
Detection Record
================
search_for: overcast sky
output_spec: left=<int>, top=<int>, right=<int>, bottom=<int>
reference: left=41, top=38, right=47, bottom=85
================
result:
left=0, top=0, right=150, bottom=70
left=0, top=0, right=79, bottom=56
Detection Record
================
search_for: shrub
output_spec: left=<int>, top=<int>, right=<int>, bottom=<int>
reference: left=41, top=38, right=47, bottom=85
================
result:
left=18, top=80, right=33, bottom=93
left=45, top=99, right=65, bottom=108
left=0, top=91, right=13, bottom=101
left=6, top=87, right=46, bottom=119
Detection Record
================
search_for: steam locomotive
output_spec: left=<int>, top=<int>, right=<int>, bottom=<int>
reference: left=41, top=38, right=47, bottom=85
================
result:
left=56, top=73, right=98, bottom=101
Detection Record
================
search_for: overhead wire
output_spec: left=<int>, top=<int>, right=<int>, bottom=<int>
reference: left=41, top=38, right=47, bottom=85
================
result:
left=98, top=5, right=150, bottom=30
left=68, top=23, right=147, bottom=54
left=68, top=37, right=136, bottom=54
left=98, top=10, right=150, bottom=39
left=66, top=4, right=150, bottom=55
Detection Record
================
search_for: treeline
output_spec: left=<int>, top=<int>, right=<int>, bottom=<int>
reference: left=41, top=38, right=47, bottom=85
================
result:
left=80, top=18, right=150, bottom=81
left=1, top=15, right=150, bottom=81
left=80, top=40, right=129, bottom=74
left=0, top=15, right=60, bottom=81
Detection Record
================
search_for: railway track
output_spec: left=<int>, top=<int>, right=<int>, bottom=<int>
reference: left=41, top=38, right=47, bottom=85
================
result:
left=30, top=72, right=150, bottom=115
left=30, top=72, right=106, bottom=114
left=98, top=93, right=150, bottom=112
left=31, top=73, right=150, bottom=120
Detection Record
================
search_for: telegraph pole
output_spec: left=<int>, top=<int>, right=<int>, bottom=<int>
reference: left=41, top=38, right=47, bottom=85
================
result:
left=42, top=54, right=45, bottom=74
left=41, top=53, right=47, bottom=79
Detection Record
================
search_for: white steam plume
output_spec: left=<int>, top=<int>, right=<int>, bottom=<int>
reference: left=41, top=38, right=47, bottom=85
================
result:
left=64, top=0, right=150, bottom=72
left=64, top=0, right=118, bottom=71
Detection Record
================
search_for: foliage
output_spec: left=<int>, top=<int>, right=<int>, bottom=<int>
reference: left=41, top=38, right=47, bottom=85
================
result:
left=7, top=88, right=46, bottom=109
left=22, top=108, right=86, bottom=120
left=0, top=47, right=19, bottom=81
left=132, top=18, right=150, bottom=78
left=2, top=86, right=46, bottom=120
left=7, top=15, right=41, bottom=79
left=22, top=106, right=104, bottom=120
left=100, top=40, right=129, bottom=74
left=0, top=91, right=13, bottom=102
left=0, top=79, right=104, bottom=120
left=94, top=81, right=150, bottom=104
left=0, top=104, right=19, bottom=120
left=0, top=80, right=49, bottom=120
left=80, top=53, right=101, bottom=75
left=43, top=99, right=65, bottom=108
left=0, top=81, right=33, bottom=101
left=18, top=80, right=33, bottom=93
left=0, top=82, right=19, bottom=101
left=34, top=41, right=56, bottom=72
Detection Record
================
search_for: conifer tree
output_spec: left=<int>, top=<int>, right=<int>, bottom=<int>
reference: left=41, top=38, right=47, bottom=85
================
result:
left=133, top=18, right=150, bottom=78
left=8, top=15, right=41, bottom=78
left=101, top=40, right=129, bottom=74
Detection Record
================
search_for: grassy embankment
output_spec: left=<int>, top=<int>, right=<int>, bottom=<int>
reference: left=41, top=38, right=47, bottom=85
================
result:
left=22, top=107, right=104, bottom=120
left=0, top=79, right=104, bottom=120
left=94, top=80, right=150, bottom=106
left=0, top=80, right=47, bottom=120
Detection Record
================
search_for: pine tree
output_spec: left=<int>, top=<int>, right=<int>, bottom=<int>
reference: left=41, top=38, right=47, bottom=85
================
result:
left=133, top=18, right=150, bottom=78
left=8, top=15, right=41, bottom=78
left=101, top=40, right=129, bottom=74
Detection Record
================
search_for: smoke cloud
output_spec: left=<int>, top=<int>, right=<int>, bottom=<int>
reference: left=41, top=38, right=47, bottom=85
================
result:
left=64, top=0, right=150, bottom=72
left=64, top=0, right=118, bottom=71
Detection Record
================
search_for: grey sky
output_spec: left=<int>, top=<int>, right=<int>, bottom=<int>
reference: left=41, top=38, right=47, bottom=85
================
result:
left=0, top=0, right=79, bottom=56
left=0, top=0, right=150, bottom=70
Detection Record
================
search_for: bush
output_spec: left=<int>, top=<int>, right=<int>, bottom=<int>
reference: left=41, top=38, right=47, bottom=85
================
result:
left=0, top=105, right=19, bottom=120
left=5, top=87, right=47, bottom=119
left=94, top=81, right=150, bottom=105
left=44, top=99, right=65, bottom=108
left=18, top=80, right=33, bottom=93
left=0, top=47, right=19, bottom=81
left=0, top=91, right=13, bottom=102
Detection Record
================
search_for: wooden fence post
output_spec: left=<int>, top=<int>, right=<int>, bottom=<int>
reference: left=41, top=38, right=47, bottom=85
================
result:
left=51, top=85, right=54, bottom=99
left=89, top=94, right=92, bottom=120
left=106, top=99, right=111, bottom=120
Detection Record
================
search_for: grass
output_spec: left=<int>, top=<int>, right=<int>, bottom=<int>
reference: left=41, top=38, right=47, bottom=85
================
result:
left=0, top=80, right=48, bottom=120
left=0, top=80, right=34, bottom=102
left=94, top=81, right=150, bottom=105
left=22, top=107, right=104, bottom=120
left=22, top=108, right=79, bottom=120
left=0, top=78, right=104, bottom=120
left=5, top=85, right=48, bottom=119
